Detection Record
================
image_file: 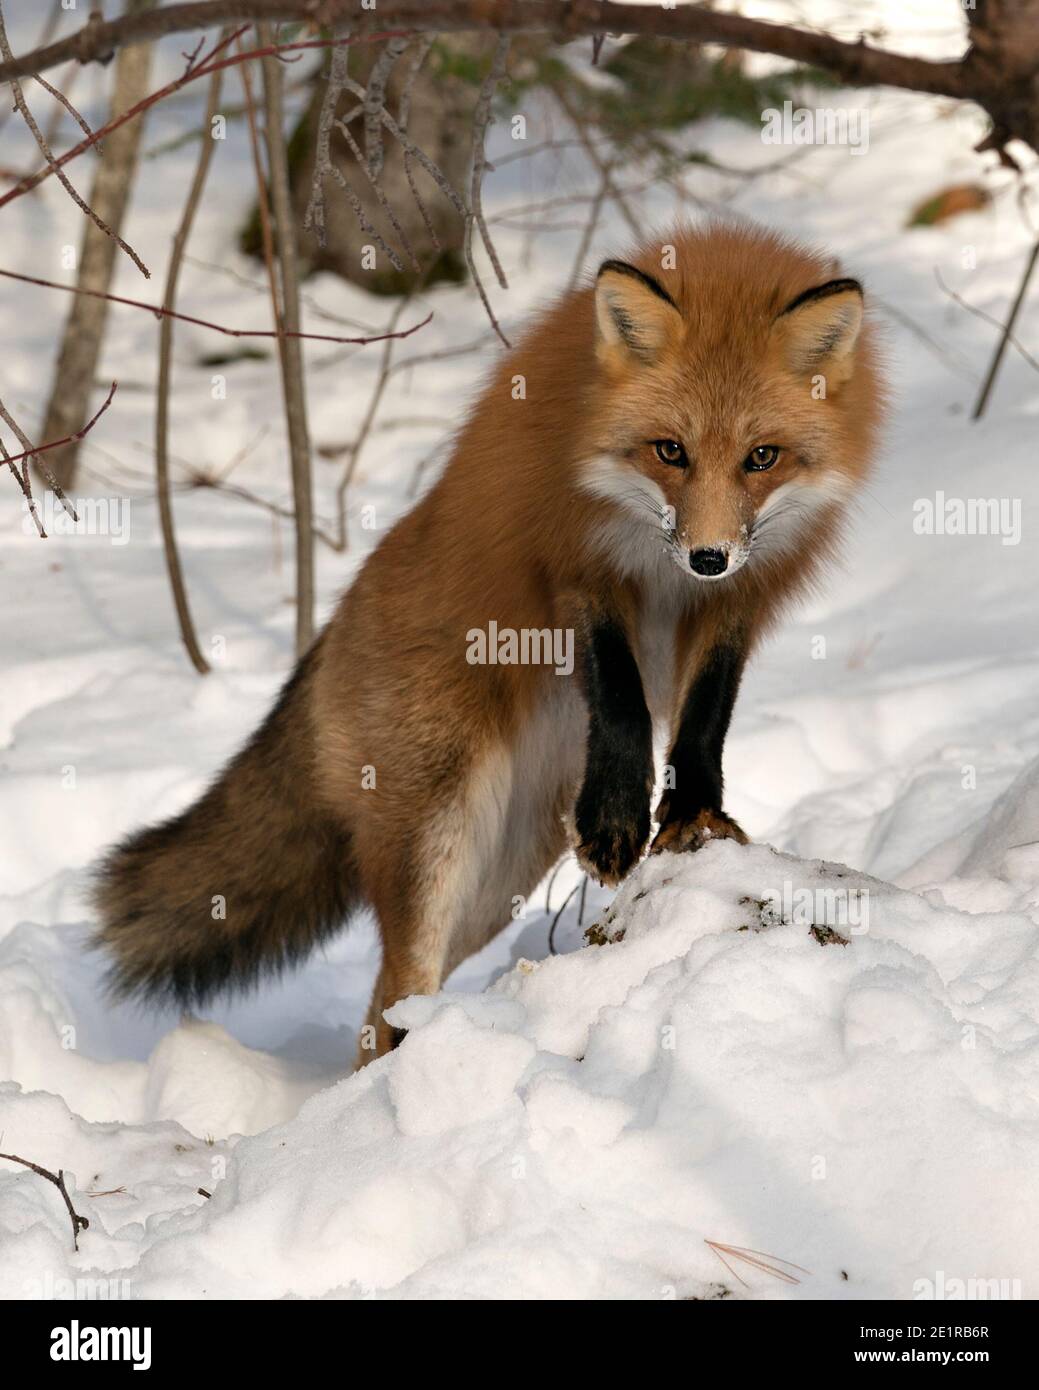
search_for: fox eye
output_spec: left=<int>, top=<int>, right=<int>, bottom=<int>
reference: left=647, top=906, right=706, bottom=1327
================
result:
left=653, top=439, right=687, bottom=467
left=745, top=445, right=780, bottom=472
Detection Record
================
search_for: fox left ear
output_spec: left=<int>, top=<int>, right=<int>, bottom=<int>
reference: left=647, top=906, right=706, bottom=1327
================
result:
left=595, top=260, right=682, bottom=366
left=773, top=278, right=863, bottom=381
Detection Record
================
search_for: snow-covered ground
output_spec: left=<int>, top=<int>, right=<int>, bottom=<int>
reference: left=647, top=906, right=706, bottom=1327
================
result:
left=3, top=2, right=1039, bottom=1299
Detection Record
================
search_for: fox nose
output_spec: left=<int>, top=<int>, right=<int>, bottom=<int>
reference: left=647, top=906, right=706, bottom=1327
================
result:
left=689, top=547, right=728, bottom=577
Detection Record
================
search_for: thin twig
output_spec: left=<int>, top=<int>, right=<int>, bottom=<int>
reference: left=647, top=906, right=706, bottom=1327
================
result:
left=0, top=24, right=414, bottom=213
left=552, top=81, right=640, bottom=239
left=399, top=35, right=438, bottom=249
left=0, top=433, right=45, bottom=537
left=0, top=0, right=62, bottom=138
left=335, top=114, right=421, bottom=272
left=548, top=881, right=581, bottom=956
left=970, top=240, right=1039, bottom=418
left=33, top=70, right=103, bottom=153
left=0, top=1, right=148, bottom=277
left=183, top=250, right=383, bottom=334
left=0, top=394, right=78, bottom=528
left=544, top=856, right=566, bottom=914
left=259, top=19, right=316, bottom=654
left=0, top=381, right=116, bottom=472
left=303, top=23, right=349, bottom=249
left=337, top=73, right=468, bottom=219
left=0, top=265, right=432, bottom=346
left=934, top=263, right=1039, bottom=391
left=326, top=125, right=408, bottom=273
left=364, top=34, right=409, bottom=178
left=155, top=51, right=228, bottom=674
left=333, top=296, right=411, bottom=549
left=0, top=1151, right=90, bottom=1251
left=567, top=152, right=615, bottom=290
left=470, top=37, right=510, bottom=288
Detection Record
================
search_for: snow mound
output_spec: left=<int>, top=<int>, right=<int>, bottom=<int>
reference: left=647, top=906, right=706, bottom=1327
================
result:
left=4, top=841, right=1038, bottom=1300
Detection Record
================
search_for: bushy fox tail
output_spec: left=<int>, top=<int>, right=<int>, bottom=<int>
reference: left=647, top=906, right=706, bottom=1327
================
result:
left=92, top=639, right=359, bottom=1008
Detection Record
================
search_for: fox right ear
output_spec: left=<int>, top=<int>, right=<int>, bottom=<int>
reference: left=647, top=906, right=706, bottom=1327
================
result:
left=595, top=260, right=682, bottom=366
left=773, top=277, right=863, bottom=382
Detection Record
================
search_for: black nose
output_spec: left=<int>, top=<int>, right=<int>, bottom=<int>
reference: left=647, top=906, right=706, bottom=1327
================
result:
left=689, top=547, right=728, bottom=577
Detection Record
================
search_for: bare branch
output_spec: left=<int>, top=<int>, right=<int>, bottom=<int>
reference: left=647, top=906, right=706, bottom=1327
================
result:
left=364, top=35, right=409, bottom=178
left=970, top=239, right=1039, bottom=419
left=552, top=81, right=639, bottom=240
left=0, top=25, right=415, bottom=214
left=324, top=129, right=407, bottom=274
left=567, top=151, right=616, bottom=291
left=303, top=26, right=350, bottom=249
left=339, top=76, right=468, bottom=220
left=0, top=432, right=46, bottom=537
left=0, top=1, right=149, bottom=277
left=460, top=34, right=512, bottom=346
left=469, top=34, right=510, bottom=290
left=0, top=381, right=117, bottom=472
left=399, top=35, right=438, bottom=250
left=0, top=3, right=971, bottom=108
left=0, top=265, right=433, bottom=346
left=0, top=1151, right=90, bottom=1252
left=155, top=51, right=228, bottom=675
left=0, top=394, right=78, bottom=528
left=935, top=263, right=1039, bottom=385
left=332, top=297, right=411, bottom=550
left=259, top=19, right=316, bottom=653
left=335, top=113, right=422, bottom=273
left=33, top=70, right=103, bottom=153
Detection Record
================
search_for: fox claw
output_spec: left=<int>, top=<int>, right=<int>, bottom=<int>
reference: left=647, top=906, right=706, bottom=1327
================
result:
left=650, top=808, right=748, bottom=857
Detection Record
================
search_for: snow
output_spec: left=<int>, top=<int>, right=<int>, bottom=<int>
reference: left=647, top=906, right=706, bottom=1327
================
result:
left=3, top=1, right=1039, bottom=1299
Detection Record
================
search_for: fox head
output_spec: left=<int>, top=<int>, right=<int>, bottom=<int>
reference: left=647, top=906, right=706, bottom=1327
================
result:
left=576, top=224, right=884, bottom=589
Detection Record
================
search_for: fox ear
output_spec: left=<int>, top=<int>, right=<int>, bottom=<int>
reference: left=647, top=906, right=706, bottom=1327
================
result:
left=595, top=260, right=682, bottom=365
left=773, top=278, right=863, bottom=380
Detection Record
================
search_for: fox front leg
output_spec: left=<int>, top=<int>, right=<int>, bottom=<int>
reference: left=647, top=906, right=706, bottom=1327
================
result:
left=652, top=640, right=749, bottom=856
left=574, top=616, right=654, bottom=886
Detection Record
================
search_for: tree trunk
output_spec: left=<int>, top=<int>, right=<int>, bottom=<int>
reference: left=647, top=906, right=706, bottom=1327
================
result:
left=37, top=0, right=155, bottom=493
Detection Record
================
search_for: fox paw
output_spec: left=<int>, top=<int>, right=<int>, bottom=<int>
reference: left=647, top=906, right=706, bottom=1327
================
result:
left=575, top=812, right=650, bottom=887
left=650, top=808, right=748, bottom=857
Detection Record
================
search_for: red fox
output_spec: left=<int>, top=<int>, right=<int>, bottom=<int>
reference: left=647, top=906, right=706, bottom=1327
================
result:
left=94, top=222, right=885, bottom=1064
